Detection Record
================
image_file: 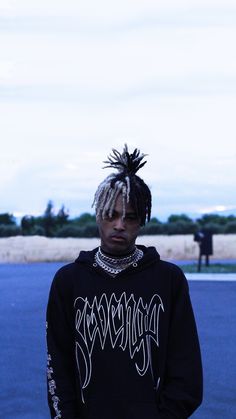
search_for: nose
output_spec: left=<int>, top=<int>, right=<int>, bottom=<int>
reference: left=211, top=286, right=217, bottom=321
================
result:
left=114, top=216, right=125, bottom=231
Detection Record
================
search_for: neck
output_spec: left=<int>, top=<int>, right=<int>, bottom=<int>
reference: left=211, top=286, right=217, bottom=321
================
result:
left=95, top=246, right=144, bottom=276
left=100, top=246, right=136, bottom=258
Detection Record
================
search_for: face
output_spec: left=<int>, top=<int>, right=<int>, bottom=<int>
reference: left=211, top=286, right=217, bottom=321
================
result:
left=97, top=194, right=141, bottom=256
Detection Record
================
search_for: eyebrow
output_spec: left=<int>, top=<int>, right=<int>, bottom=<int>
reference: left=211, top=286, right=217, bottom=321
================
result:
left=111, top=210, right=137, bottom=217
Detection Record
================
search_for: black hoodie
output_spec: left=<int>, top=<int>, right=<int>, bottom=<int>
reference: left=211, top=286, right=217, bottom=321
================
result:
left=46, top=245, right=203, bottom=419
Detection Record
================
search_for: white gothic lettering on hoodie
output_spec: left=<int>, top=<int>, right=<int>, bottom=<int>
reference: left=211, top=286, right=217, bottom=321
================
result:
left=74, top=292, right=164, bottom=399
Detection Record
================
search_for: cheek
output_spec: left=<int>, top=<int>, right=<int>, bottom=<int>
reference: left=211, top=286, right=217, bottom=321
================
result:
left=129, top=226, right=140, bottom=238
left=98, top=222, right=110, bottom=238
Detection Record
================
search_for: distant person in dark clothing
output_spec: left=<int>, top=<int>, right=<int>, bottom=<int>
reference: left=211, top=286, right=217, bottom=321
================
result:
left=46, top=144, right=203, bottom=419
left=194, top=228, right=213, bottom=269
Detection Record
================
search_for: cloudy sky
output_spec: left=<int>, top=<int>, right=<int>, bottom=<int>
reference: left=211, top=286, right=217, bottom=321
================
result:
left=1, top=0, right=236, bottom=221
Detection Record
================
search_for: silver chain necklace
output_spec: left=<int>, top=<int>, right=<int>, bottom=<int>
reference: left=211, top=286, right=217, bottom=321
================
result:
left=94, top=246, right=143, bottom=276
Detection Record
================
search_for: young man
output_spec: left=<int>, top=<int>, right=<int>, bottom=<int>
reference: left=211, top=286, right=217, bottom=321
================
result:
left=46, top=145, right=203, bottom=419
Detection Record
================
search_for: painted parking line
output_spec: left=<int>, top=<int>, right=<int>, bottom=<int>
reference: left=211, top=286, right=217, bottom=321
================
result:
left=186, top=273, right=236, bottom=281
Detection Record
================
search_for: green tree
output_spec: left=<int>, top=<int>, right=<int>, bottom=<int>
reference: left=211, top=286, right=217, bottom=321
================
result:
left=165, top=214, right=198, bottom=235
left=0, top=213, right=16, bottom=225
left=197, top=214, right=228, bottom=226
left=71, top=212, right=96, bottom=226
left=21, top=215, right=35, bottom=235
left=168, top=214, right=193, bottom=223
left=224, top=221, right=236, bottom=233
left=42, top=200, right=55, bottom=237
left=0, top=225, right=21, bottom=237
left=56, top=205, right=69, bottom=228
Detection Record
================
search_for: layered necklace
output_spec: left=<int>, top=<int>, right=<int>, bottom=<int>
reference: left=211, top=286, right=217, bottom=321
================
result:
left=94, top=246, right=143, bottom=276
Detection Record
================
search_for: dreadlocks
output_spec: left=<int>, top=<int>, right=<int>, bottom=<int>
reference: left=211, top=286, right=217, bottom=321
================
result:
left=92, top=144, right=152, bottom=226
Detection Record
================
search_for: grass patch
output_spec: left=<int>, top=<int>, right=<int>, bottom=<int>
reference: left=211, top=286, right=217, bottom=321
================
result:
left=179, top=263, right=236, bottom=274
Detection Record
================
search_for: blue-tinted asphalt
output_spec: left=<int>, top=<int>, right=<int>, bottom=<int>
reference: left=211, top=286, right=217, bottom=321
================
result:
left=0, top=263, right=236, bottom=419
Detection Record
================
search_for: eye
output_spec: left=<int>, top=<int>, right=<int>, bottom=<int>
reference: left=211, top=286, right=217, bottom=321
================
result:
left=125, top=213, right=138, bottom=221
left=104, top=211, right=116, bottom=220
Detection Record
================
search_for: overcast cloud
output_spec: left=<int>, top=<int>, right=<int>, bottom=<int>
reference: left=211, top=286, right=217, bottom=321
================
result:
left=1, top=0, right=236, bottom=220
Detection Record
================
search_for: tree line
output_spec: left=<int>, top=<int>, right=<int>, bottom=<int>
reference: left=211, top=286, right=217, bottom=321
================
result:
left=0, top=200, right=236, bottom=238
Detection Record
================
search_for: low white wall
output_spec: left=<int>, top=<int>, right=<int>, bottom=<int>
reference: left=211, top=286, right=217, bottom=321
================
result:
left=0, top=235, right=235, bottom=263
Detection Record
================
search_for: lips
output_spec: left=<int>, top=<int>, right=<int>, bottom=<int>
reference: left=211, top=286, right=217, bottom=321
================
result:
left=110, top=234, right=126, bottom=242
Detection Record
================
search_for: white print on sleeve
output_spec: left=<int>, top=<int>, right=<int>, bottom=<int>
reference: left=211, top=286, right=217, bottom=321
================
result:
left=46, top=321, right=62, bottom=419
left=74, top=292, right=164, bottom=401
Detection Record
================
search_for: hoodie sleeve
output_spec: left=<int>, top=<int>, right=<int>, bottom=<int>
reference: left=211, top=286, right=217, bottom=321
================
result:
left=158, top=269, right=203, bottom=419
left=46, top=270, right=81, bottom=418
